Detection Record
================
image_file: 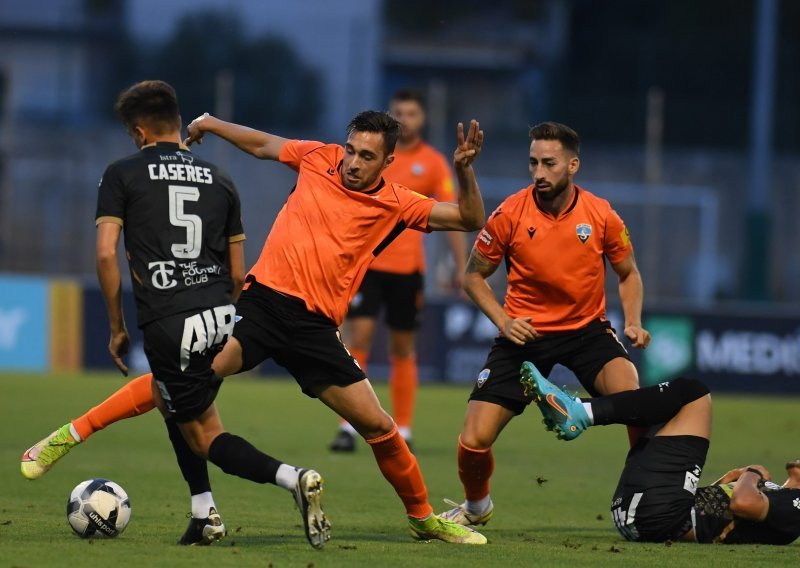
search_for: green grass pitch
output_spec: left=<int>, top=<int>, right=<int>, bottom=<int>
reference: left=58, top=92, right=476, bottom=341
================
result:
left=1, top=372, right=798, bottom=567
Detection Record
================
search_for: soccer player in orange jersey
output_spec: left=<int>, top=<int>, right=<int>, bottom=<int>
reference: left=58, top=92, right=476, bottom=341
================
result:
left=331, top=90, right=466, bottom=452
left=22, top=110, right=488, bottom=544
left=439, top=122, right=651, bottom=528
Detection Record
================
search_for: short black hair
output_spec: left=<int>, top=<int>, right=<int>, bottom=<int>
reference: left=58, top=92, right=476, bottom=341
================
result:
left=346, top=110, right=402, bottom=156
left=115, top=80, right=181, bottom=135
left=528, top=122, right=580, bottom=156
left=390, top=88, right=425, bottom=109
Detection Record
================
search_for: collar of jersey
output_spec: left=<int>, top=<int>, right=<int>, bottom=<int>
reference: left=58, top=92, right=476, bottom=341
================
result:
left=141, top=141, right=191, bottom=152
left=336, top=160, right=385, bottom=195
left=531, top=185, right=580, bottom=220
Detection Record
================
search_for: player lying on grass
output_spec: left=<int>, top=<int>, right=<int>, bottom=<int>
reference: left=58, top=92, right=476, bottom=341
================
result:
left=21, top=109, right=488, bottom=545
left=521, top=362, right=800, bottom=545
left=21, top=80, right=329, bottom=548
left=440, top=122, right=650, bottom=527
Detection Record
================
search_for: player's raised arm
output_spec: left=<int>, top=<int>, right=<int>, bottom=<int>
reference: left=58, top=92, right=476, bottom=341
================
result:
left=427, top=120, right=485, bottom=231
left=184, top=113, right=290, bottom=160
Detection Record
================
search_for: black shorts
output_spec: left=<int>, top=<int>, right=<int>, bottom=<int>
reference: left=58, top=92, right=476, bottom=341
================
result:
left=346, top=269, right=424, bottom=330
left=233, top=280, right=366, bottom=397
left=611, top=435, right=709, bottom=543
left=468, top=319, right=630, bottom=415
left=143, top=305, right=235, bottom=423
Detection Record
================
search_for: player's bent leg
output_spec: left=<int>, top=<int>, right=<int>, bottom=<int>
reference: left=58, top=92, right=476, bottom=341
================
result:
left=330, top=318, right=376, bottom=452
left=593, top=357, right=648, bottom=446
left=315, top=380, right=486, bottom=544
left=654, top=393, right=712, bottom=440
left=210, top=337, right=244, bottom=379
left=317, top=379, right=394, bottom=439
left=21, top=373, right=157, bottom=480
left=174, top=401, right=330, bottom=549
left=440, top=401, right=511, bottom=526
left=593, top=357, right=640, bottom=395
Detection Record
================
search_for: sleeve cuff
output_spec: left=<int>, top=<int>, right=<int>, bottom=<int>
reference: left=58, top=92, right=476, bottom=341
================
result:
left=96, top=216, right=123, bottom=227
left=228, top=233, right=246, bottom=243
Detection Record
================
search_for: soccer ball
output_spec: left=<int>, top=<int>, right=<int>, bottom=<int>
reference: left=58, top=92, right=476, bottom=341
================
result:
left=66, top=478, right=131, bottom=538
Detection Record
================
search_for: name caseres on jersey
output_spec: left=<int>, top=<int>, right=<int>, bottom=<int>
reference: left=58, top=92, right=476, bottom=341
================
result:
left=147, top=163, right=214, bottom=184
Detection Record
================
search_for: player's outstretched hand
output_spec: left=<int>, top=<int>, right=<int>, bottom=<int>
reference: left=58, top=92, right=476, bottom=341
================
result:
left=624, top=325, right=651, bottom=349
left=502, top=316, right=539, bottom=345
left=184, top=112, right=213, bottom=146
left=454, top=120, right=484, bottom=168
left=108, top=329, right=130, bottom=376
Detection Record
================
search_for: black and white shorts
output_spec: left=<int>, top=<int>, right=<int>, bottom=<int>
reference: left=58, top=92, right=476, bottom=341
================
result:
left=611, top=435, right=710, bottom=542
left=143, top=305, right=235, bottom=422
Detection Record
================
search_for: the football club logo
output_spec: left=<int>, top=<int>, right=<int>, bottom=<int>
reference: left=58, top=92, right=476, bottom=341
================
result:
left=412, top=163, right=425, bottom=176
left=476, top=368, right=490, bottom=388
left=576, top=223, right=592, bottom=244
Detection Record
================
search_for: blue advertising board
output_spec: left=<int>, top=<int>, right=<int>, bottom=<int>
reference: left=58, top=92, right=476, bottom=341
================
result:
left=0, top=275, right=48, bottom=371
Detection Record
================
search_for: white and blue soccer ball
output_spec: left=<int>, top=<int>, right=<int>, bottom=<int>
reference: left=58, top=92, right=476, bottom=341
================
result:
left=66, top=478, right=131, bottom=538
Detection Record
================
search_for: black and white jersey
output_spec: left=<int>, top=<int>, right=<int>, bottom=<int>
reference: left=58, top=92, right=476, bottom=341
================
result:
left=694, top=482, right=800, bottom=545
left=96, top=141, right=245, bottom=328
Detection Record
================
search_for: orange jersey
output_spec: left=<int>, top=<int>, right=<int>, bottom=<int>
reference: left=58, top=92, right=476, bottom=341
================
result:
left=247, top=140, right=437, bottom=325
left=474, top=185, right=632, bottom=333
left=368, top=141, right=455, bottom=274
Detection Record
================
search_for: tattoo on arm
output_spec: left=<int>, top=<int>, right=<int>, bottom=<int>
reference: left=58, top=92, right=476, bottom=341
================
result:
left=466, top=250, right=499, bottom=278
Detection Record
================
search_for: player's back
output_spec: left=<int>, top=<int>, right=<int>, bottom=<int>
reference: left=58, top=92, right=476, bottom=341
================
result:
left=96, top=142, right=245, bottom=328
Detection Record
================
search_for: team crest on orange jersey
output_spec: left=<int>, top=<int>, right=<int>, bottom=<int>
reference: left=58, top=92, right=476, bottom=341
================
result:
left=576, top=223, right=592, bottom=244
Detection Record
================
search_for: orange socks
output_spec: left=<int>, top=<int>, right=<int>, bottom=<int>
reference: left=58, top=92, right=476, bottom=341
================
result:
left=389, top=356, right=417, bottom=431
left=458, top=436, right=494, bottom=501
left=71, top=373, right=156, bottom=441
left=367, top=424, right=433, bottom=519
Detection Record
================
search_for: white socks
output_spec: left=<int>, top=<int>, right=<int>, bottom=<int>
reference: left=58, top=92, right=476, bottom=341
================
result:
left=191, top=491, right=216, bottom=519
left=465, top=495, right=492, bottom=516
left=397, top=426, right=412, bottom=441
left=68, top=423, right=82, bottom=442
left=339, top=422, right=358, bottom=435
left=582, top=401, right=595, bottom=425
left=275, top=464, right=300, bottom=491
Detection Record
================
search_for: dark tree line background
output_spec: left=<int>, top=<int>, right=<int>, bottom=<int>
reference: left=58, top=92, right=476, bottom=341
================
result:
left=105, top=10, right=321, bottom=129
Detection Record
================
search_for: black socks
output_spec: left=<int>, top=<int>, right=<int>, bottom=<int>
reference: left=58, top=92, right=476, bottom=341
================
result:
left=165, top=418, right=211, bottom=496
left=207, top=432, right=282, bottom=485
left=589, top=377, right=709, bottom=427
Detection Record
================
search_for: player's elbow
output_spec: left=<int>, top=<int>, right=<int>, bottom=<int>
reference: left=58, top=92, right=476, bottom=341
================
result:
left=96, top=247, right=117, bottom=265
left=462, top=272, right=481, bottom=294
left=461, top=213, right=485, bottom=232
left=231, top=272, right=245, bottom=295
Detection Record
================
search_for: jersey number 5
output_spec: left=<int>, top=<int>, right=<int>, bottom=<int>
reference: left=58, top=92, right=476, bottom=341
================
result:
left=169, top=185, right=202, bottom=259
